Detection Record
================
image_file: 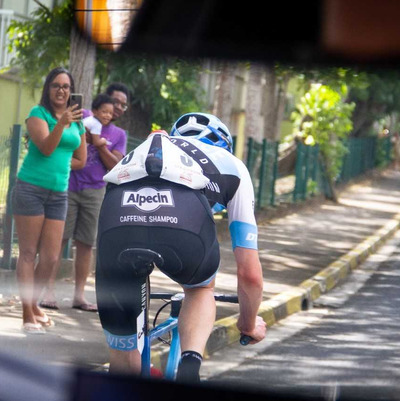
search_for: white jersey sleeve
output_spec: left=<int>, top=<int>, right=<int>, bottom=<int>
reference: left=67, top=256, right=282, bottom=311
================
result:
left=226, top=158, right=258, bottom=250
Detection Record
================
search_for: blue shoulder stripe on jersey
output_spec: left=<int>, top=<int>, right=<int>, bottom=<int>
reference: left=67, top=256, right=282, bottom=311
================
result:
left=229, top=221, right=258, bottom=250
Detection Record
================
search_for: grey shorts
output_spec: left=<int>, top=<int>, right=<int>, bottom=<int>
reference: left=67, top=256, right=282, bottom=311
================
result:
left=11, top=179, right=68, bottom=221
left=63, top=187, right=106, bottom=246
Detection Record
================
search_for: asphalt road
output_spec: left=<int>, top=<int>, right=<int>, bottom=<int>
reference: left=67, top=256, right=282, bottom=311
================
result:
left=203, top=231, right=400, bottom=401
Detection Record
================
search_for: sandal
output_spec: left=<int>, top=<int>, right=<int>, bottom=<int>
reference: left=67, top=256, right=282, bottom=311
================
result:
left=35, top=314, right=54, bottom=327
left=72, top=303, right=98, bottom=312
left=22, top=323, right=46, bottom=335
left=39, top=300, right=59, bottom=310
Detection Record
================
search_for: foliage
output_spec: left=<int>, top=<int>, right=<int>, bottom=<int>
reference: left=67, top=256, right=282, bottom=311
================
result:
left=293, top=66, right=400, bottom=138
left=6, top=0, right=206, bottom=131
left=348, top=69, right=400, bottom=136
left=291, top=84, right=355, bottom=180
left=101, top=52, right=206, bottom=130
left=294, top=66, right=370, bottom=96
left=350, top=70, right=400, bottom=111
left=6, top=0, right=73, bottom=89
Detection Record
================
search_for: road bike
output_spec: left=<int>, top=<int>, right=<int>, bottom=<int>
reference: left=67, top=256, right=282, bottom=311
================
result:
left=118, top=247, right=252, bottom=381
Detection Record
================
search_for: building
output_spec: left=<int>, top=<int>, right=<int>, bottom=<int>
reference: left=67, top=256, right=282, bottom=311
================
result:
left=0, top=0, right=56, bottom=135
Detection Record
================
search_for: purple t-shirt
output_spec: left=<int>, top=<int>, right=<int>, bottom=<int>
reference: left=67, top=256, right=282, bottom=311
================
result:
left=68, top=109, right=127, bottom=191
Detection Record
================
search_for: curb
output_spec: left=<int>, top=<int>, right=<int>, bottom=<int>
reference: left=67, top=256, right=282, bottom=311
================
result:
left=151, top=213, right=400, bottom=369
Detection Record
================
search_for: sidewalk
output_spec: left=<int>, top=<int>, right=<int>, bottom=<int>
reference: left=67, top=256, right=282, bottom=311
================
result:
left=1, top=167, right=400, bottom=373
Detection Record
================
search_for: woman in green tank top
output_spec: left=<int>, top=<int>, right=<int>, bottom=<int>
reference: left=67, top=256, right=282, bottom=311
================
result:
left=12, top=67, right=87, bottom=334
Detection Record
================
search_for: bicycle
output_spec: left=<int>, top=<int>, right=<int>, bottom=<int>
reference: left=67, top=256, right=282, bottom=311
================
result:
left=117, top=247, right=252, bottom=381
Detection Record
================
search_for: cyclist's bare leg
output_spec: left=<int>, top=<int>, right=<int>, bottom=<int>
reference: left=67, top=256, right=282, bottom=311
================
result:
left=179, top=279, right=216, bottom=355
left=109, top=349, right=141, bottom=374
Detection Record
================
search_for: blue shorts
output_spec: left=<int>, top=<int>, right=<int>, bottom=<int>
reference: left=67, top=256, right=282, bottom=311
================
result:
left=11, top=179, right=68, bottom=221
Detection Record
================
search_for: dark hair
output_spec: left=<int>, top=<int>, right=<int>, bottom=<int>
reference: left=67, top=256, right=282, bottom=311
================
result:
left=92, top=93, right=114, bottom=110
left=105, top=82, right=130, bottom=101
left=40, top=67, right=75, bottom=117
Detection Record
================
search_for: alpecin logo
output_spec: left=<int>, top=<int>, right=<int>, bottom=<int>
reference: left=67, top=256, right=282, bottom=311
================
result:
left=122, top=187, right=174, bottom=212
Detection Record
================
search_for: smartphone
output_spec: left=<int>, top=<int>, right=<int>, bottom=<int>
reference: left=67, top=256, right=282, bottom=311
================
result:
left=69, top=93, right=83, bottom=109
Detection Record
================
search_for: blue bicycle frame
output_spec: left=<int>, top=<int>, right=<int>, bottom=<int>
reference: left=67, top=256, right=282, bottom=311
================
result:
left=141, top=292, right=184, bottom=380
left=140, top=288, right=249, bottom=380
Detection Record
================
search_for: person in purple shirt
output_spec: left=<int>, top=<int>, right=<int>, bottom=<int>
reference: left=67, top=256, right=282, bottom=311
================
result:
left=40, top=83, right=130, bottom=311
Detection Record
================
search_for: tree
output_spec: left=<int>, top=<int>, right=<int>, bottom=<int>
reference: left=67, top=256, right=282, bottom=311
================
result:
left=7, top=0, right=96, bottom=107
left=7, top=0, right=72, bottom=88
left=291, top=83, right=355, bottom=201
left=348, top=69, right=400, bottom=137
left=212, top=60, right=237, bottom=128
left=263, top=64, right=292, bottom=141
left=102, top=52, right=206, bottom=137
left=69, top=25, right=96, bottom=108
left=245, top=62, right=263, bottom=142
left=7, top=0, right=206, bottom=137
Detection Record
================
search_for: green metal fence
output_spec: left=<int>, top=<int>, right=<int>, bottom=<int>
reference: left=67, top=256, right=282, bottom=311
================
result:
left=340, top=136, right=392, bottom=184
left=256, top=140, right=279, bottom=208
left=1, top=125, right=22, bottom=269
left=293, top=142, right=320, bottom=201
left=245, top=138, right=279, bottom=208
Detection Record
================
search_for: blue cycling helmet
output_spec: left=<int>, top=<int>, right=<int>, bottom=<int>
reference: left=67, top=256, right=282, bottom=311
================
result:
left=170, top=112, right=233, bottom=153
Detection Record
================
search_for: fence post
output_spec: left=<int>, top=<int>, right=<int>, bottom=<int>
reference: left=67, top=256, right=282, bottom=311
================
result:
left=257, top=139, right=268, bottom=208
left=293, top=142, right=304, bottom=202
left=246, top=137, right=255, bottom=173
left=2, top=125, right=22, bottom=270
left=270, top=141, right=279, bottom=206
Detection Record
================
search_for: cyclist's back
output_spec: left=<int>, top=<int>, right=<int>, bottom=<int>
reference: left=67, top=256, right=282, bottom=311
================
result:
left=96, top=113, right=266, bottom=381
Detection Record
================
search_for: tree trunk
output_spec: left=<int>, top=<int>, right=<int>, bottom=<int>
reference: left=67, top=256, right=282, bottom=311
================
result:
left=212, top=61, right=237, bottom=127
left=274, top=73, right=290, bottom=141
left=245, top=63, right=263, bottom=142
left=263, top=65, right=289, bottom=142
left=119, top=102, right=152, bottom=139
left=263, top=65, right=278, bottom=141
left=69, top=24, right=96, bottom=109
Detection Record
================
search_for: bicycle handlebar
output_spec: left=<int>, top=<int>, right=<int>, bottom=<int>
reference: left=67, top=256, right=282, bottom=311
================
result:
left=213, top=293, right=238, bottom=303
left=150, top=291, right=253, bottom=345
left=239, top=334, right=253, bottom=346
left=150, top=292, right=239, bottom=303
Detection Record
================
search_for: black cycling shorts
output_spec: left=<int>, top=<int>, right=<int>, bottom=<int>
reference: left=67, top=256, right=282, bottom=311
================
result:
left=95, top=178, right=220, bottom=351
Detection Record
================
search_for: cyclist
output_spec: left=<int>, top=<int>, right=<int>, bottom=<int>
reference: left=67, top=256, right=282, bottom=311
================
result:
left=96, top=113, right=267, bottom=382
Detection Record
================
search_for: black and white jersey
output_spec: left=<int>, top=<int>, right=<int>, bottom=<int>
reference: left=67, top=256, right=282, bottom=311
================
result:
left=104, top=132, right=258, bottom=250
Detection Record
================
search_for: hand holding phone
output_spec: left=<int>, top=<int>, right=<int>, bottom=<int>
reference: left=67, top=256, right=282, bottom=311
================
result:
left=69, top=93, right=83, bottom=122
left=69, top=93, right=83, bottom=110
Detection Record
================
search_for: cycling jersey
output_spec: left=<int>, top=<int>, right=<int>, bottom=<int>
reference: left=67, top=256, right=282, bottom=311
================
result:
left=104, top=132, right=258, bottom=250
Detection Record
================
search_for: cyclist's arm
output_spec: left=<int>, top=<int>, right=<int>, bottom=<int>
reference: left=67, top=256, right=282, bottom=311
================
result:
left=235, top=247, right=266, bottom=343
left=225, top=159, right=266, bottom=343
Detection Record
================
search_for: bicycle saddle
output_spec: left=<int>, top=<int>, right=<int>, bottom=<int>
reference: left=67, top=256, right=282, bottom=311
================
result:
left=117, top=248, right=164, bottom=278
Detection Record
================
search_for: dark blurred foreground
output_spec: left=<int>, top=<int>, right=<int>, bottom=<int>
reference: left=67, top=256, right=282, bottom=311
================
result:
left=1, top=350, right=398, bottom=401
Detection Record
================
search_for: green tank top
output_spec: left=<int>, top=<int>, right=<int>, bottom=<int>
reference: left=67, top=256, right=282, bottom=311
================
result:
left=18, top=105, right=85, bottom=192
